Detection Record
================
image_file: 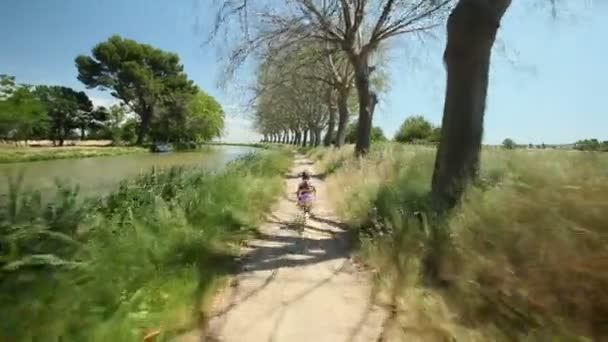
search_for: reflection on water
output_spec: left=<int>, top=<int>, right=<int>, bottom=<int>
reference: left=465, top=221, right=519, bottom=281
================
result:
left=0, top=146, right=255, bottom=197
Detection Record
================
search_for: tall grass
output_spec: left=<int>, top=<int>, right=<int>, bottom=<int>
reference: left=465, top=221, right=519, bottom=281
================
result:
left=310, top=144, right=608, bottom=341
left=0, top=149, right=291, bottom=341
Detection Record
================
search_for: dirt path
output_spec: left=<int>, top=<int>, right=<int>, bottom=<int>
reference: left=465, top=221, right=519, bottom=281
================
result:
left=180, top=155, right=387, bottom=342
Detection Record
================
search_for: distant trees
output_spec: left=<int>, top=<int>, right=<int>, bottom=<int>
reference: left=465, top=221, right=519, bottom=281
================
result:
left=213, top=0, right=453, bottom=155
left=76, top=35, right=198, bottom=145
left=575, top=139, right=608, bottom=152
left=345, top=121, right=386, bottom=144
left=34, top=86, right=98, bottom=146
left=502, top=138, right=516, bottom=149
left=394, top=115, right=439, bottom=144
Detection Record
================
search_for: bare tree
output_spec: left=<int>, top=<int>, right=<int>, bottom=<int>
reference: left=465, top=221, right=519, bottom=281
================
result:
left=211, top=0, right=453, bottom=154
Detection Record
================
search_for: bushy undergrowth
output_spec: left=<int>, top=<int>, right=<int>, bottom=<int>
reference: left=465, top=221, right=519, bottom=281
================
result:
left=0, top=145, right=147, bottom=163
left=0, top=149, right=291, bottom=341
left=310, top=144, right=608, bottom=341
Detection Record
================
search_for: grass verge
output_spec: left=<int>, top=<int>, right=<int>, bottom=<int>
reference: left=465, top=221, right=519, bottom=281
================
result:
left=0, top=145, right=148, bottom=163
left=310, top=143, right=608, bottom=341
left=0, top=149, right=292, bottom=341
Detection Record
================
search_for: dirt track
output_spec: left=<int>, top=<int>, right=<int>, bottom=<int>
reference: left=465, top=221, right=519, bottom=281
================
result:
left=179, top=155, right=387, bottom=342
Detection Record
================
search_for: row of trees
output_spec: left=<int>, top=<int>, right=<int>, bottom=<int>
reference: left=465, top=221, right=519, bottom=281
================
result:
left=211, top=0, right=520, bottom=211
left=574, top=139, right=608, bottom=152
left=1, top=35, right=225, bottom=147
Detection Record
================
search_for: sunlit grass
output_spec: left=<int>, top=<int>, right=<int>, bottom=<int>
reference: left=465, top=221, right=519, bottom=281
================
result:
left=0, top=145, right=147, bottom=163
left=311, top=143, right=608, bottom=341
left=0, top=149, right=292, bottom=341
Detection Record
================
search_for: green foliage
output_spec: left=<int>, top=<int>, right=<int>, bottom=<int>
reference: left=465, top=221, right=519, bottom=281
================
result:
left=502, top=138, right=516, bottom=149
left=345, top=121, right=387, bottom=144
left=186, top=90, right=224, bottom=140
left=102, top=104, right=128, bottom=143
left=0, top=77, right=46, bottom=141
left=394, top=115, right=435, bottom=143
left=75, top=35, right=197, bottom=144
left=34, top=85, right=94, bottom=145
left=120, top=117, right=139, bottom=144
left=0, top=149, right=291, bottom=340
left=149, top=90, right=225, bottom=146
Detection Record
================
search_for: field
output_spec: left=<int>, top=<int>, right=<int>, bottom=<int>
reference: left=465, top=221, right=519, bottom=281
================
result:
left=0, top=144, right=146, bottom=163
left=0, top=149, right=292, bottom=341
left=309, top=143, right=608, bottom=341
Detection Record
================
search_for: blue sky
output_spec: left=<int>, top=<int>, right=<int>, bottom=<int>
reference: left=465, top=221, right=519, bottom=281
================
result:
left=1, top=0, right=606, bottom=144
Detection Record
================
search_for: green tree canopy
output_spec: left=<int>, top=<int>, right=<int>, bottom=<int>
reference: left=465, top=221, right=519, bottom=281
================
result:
left=502, top=138, right=516, bottom=149
left=394, top=115, right=434, bottom=143
left=75, top=35, right=196, bottom=144
left=0, top=76, right=46, bottom=141
left=345, top=121, right=386, bottom=144
left=149, top=90, right=224, bottom=146
left=185, top=90, right=224, bottom=141
left=35, top=86, right=93, bottom=146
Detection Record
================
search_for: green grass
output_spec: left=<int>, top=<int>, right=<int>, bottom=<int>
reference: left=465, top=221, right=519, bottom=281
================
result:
left=0, top=146, right=147, bottom=163
left=310, top=143, right=608, bottom=341
left=0, top=149, right=292, bottom=341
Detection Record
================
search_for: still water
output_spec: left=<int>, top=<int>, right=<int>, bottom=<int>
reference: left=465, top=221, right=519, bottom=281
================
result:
left=0, top=146, right=255, bottom=197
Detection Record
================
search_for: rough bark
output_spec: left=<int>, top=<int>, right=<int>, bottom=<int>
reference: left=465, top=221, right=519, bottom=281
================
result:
left=431, top=0, right=511, bottom=210
left=324, top=92, right=337, bottom=147
left=314, top=128, right=322, bottom=146
left=353, top=58, right=373, bottom=156
left=136, top=108, right=152, bottom=145
left=335, top=88, right=350, bottom=147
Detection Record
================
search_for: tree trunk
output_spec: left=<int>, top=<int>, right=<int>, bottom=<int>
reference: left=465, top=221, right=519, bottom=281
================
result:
left=59, top=129, right=65, bottom=147
left=296, top=132, right=302, bottom=145
left=313, top=129, right=318, bottom=146
left=324, top=90, right=337, bottom=147
left=353, top=58, right=373, bottom=156
left=315, top=128, right=322, bottom=147
left=335, top=88, right=350, bottom=147
left=80, top=125, right=86, bottom=140
left=431, top=0, right=511, bottom=210
left=302, top=130, right=309, bottom=147
left=136, top=111, right=152, bottom=146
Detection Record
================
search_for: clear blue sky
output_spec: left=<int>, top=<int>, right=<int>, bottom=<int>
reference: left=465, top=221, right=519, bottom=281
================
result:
left=1, top=0, right=606, bottom=144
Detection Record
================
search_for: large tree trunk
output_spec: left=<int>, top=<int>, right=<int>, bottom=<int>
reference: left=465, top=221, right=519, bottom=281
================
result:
left=136, top=110, right=152, bottom=146
left=324, top=90, right=337, bottom=147
left=315, top=128, right=322, bottom=147
left=431, top=0, right=511, bottom=210
left=335, top=88, right=350, bottom=147
left=353, top=58, right=373, bottom=156
left=302, top=130, right=309, bottom=147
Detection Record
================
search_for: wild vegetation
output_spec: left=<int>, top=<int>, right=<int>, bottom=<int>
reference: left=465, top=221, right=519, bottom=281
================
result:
left=0, top=149, right=291, bottom=341
left=309, top=144, right=608, bottom=341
